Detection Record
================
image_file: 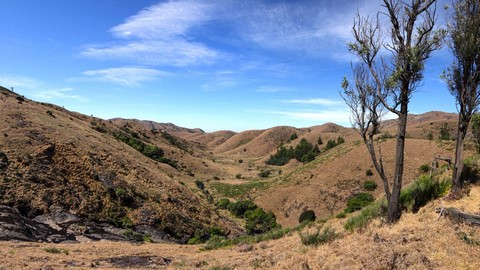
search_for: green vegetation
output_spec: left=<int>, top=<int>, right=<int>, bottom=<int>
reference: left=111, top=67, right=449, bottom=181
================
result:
left=216, top=199, right=279, bottom=235
left=266, top=138, right=320, bottom=165
left=345, top=192, right=374, bottom=213
left=299, top=210, right=316, bottom=224
left=324, top=136, right=345, bottom=151
left=266, top=145, right=294, bottom=166
left=335, top=212, right=347, bottom=219
left=43, top=247, right=69, bottom=255
left=400, top=175, right=450, bottom=213
left=366, top=169, right=374, bottom=176
left=439, top=123, right=453, bottom=141
left=419, top=164, right=430, bottom=173
left=363, top=180, right=378, bottom=191
left=113, top=131, right=177, bottom=168
left=289, top=133, right=298, bottom=141
left=344, top=200, right=386, bottom=232
left=203, top=222, right=311, bottom=250
left=345, top=174, right=451, bottom=232
left=299, top=225, right=338, bottom=246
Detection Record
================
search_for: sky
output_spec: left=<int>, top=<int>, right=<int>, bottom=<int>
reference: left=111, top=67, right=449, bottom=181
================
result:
left=0, top=0, right=455, bottom=132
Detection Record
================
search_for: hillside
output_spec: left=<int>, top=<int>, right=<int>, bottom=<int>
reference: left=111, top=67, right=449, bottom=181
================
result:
left=0, top=87, right=241, bottom=242
left=1, top=184, right=479, bottom=269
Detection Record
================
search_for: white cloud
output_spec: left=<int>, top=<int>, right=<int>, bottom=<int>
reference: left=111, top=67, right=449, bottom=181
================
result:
left=81, top=0, right=221, bottom=66
left=33, top=88, right=88, bottom=102
left=0, top=74, right=86, bottom=102
left=82, top=67, right=170, bottom=87
left=0, top=75, right=41, bottom=90
left=282, top=98, right=343, bottom=106
left=256, top=86, right=293, bottom=93
left=110, top=0, right=212, bottom=39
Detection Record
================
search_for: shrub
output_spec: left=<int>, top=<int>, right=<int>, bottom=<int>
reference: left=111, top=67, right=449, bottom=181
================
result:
left=244, top=208, right=279, bottom=234
left=217, top=198, right=231, bottom=209
left=258, top=170, right=271, bottom=178
left=227, top=200, right=257, bottom=217
left=266, top=145, right=294, bottom=166
left=299, top=226, right=338, bottom=246
left=366, top=169, right=374, bottom=176
left=419, top=164, right=430, bottom=173
left=299, top=210, right=316, bottom=223
left=400, top=175, right=450, bottom=213
left=345, top=193, right=374, bottom=213
left=363, top=180, right=378, bottom=191
left=335, top=212, right=346, bottom=219
left=439, top=123, right=452, bottom=140
left=344, top=200, right=386, bottom=232
left=235, top=174, right=243, bottom=179
left=290, top=133, right=298, bottom=141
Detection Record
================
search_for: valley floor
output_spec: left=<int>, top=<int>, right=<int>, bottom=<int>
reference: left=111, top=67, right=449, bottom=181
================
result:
left=2, top=187, right=480, bottom=270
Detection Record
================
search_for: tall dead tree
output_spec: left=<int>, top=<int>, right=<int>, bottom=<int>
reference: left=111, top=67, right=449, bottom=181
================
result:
left=342, top=0, right=444, bottom=223
left=443, top=0, right=480, bottom=195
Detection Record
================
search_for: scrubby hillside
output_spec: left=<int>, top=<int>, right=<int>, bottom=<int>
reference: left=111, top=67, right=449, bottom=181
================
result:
left=0, top=87, right=241, bottom=242
left=2, top=183, right=479, bottom=269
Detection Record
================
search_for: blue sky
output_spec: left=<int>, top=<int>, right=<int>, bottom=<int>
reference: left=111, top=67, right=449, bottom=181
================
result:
left=0, top=0, right=455, bottom=131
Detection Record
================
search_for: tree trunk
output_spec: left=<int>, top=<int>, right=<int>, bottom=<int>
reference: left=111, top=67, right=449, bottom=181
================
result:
left=387, top=110, right=407, bottom=223
left=452, top=114, right=469, bottom=195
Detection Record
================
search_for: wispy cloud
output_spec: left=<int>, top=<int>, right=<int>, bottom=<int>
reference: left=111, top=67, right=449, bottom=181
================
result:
left=81, top=0, right=221, bottom=66
left=281, top=98, right=343, bottom=106
left=82, top=67, right=170, bottom=87
left=202, top=78, right=237, bottom=91
left=0, top=74, right=86, bottom=102
left=256, top=86, right=293, bottom=93
left=34, top=87, right=88, bottom=102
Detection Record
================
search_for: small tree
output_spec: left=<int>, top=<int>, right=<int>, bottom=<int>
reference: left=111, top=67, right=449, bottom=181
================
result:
left=342, top=0, right=444, bottom=223
left=443, top=0, right=480, bottom=195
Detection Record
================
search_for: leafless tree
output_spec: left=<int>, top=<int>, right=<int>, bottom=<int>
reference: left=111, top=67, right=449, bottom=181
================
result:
left=443, top=0, right=480, bottom=195
left=342, top=0, right=445, bottom=223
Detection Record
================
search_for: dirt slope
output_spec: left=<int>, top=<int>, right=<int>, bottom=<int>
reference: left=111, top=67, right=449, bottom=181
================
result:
left=0, top=87, right=240, bottom=241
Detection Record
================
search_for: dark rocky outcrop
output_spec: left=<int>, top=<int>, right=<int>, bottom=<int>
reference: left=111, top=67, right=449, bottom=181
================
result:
left=0, top=205, right=172, bottom=243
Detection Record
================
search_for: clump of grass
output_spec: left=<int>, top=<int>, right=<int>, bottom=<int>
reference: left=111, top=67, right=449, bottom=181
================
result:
left=400, top=174, right=450, bottom=213
left=203, top=221, right=313, bottom=250
left=363, top=180, right=378, bottom=191
left=299, top=225, right=339, bottom=246
left=43, top=247, right=69, bottom=255
left=344, top=200, right=386, bottom=232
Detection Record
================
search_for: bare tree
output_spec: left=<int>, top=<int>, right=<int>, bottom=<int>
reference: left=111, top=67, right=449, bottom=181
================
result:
left=443, top=0, right=480, bottom=195
left=342, top=0, right=444, bottom=223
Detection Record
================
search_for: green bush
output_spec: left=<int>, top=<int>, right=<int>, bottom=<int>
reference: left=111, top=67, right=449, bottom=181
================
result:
left=227, top=200, right=257, bottom=217
left=244, top=208, right=279, bottom=234
left=400, top=175, right=450, bottom=213
left=290, top=133, right=298, bottom=141
left=335, top=212, right=346, bottom=219
left=299, top=226, right=338, bottom=246
left=217, top=198, right=231, bottom=209
left=299, top=210, right=316, bottom=223
left=363, top=180, right=378, bottom=191
left=344, top=200, right=386, bottom=232
left=266, top=145, right=294, bottom=166
left=345, top=193, right=374, bottom=213
left=366, top=169, right=374, bottom=176
left=419, top=164, right=430, bottom=173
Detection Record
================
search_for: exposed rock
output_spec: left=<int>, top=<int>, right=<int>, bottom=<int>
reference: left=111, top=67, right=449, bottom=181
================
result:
left=0, top=205, right=172, bottom=243
left=0, top=152, right=8, bottom=171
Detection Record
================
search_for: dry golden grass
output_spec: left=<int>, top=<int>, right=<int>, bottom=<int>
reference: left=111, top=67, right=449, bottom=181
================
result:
left=2, top=186, right=479, bottom=269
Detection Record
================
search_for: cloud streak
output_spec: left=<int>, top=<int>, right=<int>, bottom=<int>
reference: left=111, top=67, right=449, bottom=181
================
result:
left=281, top=98, right=343, bottom=106
left=82, top=67, right=170, bottom=87
left=81, top=0, right=221, bottom=66
left=0, top=74, right=86, bottom=102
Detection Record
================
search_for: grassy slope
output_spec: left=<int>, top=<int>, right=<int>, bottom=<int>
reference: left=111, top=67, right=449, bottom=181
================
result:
left=1, top=185, right=479, bottom=269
